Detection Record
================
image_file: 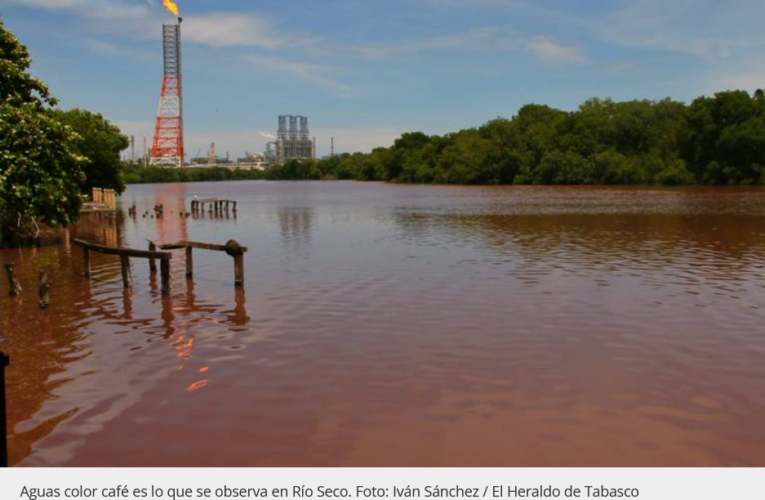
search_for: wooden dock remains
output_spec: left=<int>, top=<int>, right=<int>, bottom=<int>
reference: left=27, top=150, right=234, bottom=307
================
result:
left=82, top=188, right=118, bottom=214
left=72, top=238, right=246, bottom=293
left=73, top=239, right=173, bottom=295
left=157, top=240, right=248, bottom=287
left=1, top=352, right=8, bottom=468
left=190, top=198, right=237, bottom=216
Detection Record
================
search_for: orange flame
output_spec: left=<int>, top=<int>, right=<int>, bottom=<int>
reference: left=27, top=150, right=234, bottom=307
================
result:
left=162, top=0, right=180, bottom=17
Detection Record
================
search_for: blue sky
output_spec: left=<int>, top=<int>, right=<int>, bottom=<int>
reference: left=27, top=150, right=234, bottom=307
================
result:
left=1, top=0, right=764, bottom=158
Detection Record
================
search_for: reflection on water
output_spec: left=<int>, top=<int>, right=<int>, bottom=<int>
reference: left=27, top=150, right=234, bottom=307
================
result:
left=1, top=182, right=764, bottom=466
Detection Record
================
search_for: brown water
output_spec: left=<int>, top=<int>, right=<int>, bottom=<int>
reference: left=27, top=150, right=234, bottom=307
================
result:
left=1, top=182, right=764, bottom=467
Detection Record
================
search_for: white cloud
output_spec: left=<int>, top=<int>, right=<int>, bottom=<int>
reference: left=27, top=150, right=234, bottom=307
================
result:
left=357, top=27, right=586, bottom=66
left=358, top=27, right=518, bottom=60
left=599, top=0, right=765, bottom=58
left=244, top=55, right=356, bottom=98
left=525, top=37, right=587, bottom=65
left=3, top=0, right=148, bottom=20
left=182, top=13, right=317, bottom=49
left=4, top=0, right=86, bottom=8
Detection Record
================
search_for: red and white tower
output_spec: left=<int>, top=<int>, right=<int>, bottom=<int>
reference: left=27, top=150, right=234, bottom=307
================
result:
left=151, top=19, right=184, bottom=168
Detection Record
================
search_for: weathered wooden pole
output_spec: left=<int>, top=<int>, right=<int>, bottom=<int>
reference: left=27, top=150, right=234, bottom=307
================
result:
left=120, top=256, right=132, bottom=288
left=39, top=272, right=50, bottom=310
left=4, top=264, right=21, bottom=297
left=234, top=253, right=244, bottom=287
left=224, top=240, right=244, bottom=287
left=148, top=242, right=158, bottom=274
left=185, top=247, right=194, bottom=279
left=0, top=352, right=8, bottom=468
left=82, top=248, right=92, bottom=279
left=160, top=259, right=171, bottom=296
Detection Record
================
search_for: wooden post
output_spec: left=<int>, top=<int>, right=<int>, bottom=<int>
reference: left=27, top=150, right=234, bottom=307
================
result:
left=148, top=242, right=157, bottom=274
left=234, top=254, right=244, bottom=287
left=120, top=256, right=132, bottom=288
left=160, top=259, right=171, bottom=296
left=4, top=264, right=21, bottom=297
left=82, top=248, right=91, bottom=279
left=185, top=247, right=193, bottom=279
left=39, top=272, right=50, bottom=310
left=0, top=352, right=8, bottom=468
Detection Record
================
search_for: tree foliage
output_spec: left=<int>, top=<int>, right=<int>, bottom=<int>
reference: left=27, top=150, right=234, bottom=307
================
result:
left=54, top=108, right=130, bottom=194
left=0, top=19, right=84, bottom=239
left=123, top=164, right=266, bottom=184
left=304, top=91, right=765, bottom=186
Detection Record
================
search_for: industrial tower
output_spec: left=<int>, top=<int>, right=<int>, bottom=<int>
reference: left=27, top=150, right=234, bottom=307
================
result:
left=151, top=20, right=185, bottom=168
left=276, top=115, right=315, bottom=163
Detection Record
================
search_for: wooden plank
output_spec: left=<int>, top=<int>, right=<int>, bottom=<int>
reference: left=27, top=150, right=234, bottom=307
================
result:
left=158, top=241, right=248, bottom=253
left=73, top=239, right=172, bottom=260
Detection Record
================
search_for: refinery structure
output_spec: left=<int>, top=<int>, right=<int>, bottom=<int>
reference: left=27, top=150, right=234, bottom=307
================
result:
left=145, top=7, right=318, bottom=169
left=150, top=19, right=185, bottom=168
left=274, top=116, right=316, bottom=164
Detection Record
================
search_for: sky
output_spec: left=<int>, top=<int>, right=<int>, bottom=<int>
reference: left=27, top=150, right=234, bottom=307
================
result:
left=1, top=0, right=764, bottom=158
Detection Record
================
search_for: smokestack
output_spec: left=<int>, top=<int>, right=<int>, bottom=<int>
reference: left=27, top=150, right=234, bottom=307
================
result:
left=149, top=20, right=184, bottom=168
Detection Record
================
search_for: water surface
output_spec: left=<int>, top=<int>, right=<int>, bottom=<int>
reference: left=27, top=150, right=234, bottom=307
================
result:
left=1, top=182, right=764, bottom=466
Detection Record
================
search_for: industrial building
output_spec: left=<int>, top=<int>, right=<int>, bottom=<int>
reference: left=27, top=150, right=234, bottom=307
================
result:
left=276, top=116, right=316, bottom=164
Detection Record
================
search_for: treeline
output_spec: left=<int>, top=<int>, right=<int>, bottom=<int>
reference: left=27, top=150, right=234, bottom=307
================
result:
left=123, top=164, right=265, bottom=184
left=279, top=91, right=765, bottom=186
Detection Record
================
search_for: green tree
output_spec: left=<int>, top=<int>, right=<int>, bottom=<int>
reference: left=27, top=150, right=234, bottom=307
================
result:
left=54, top=108, right=130, bottom=194
left=0, top=19, right=84, bottom=239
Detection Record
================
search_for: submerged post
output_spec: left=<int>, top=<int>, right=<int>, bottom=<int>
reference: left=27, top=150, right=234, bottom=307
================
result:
left=39, top=272, right=50, bottom=310
left=4, top=264, right=21, bottom=297
left=82, top=247, right=91, bottom=278
left=185, top=247, right=194, bottom=279
left=120, top=256, right=132, bottom=288
left=160, top=259, right=171, bottom=296
left=224, top=240, right=245, bottom=287
left=0, top=352, right=8, bottom=468
left=148, top=242, right=158, bottom=274
left=234, top=254, right=244, bottom=287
